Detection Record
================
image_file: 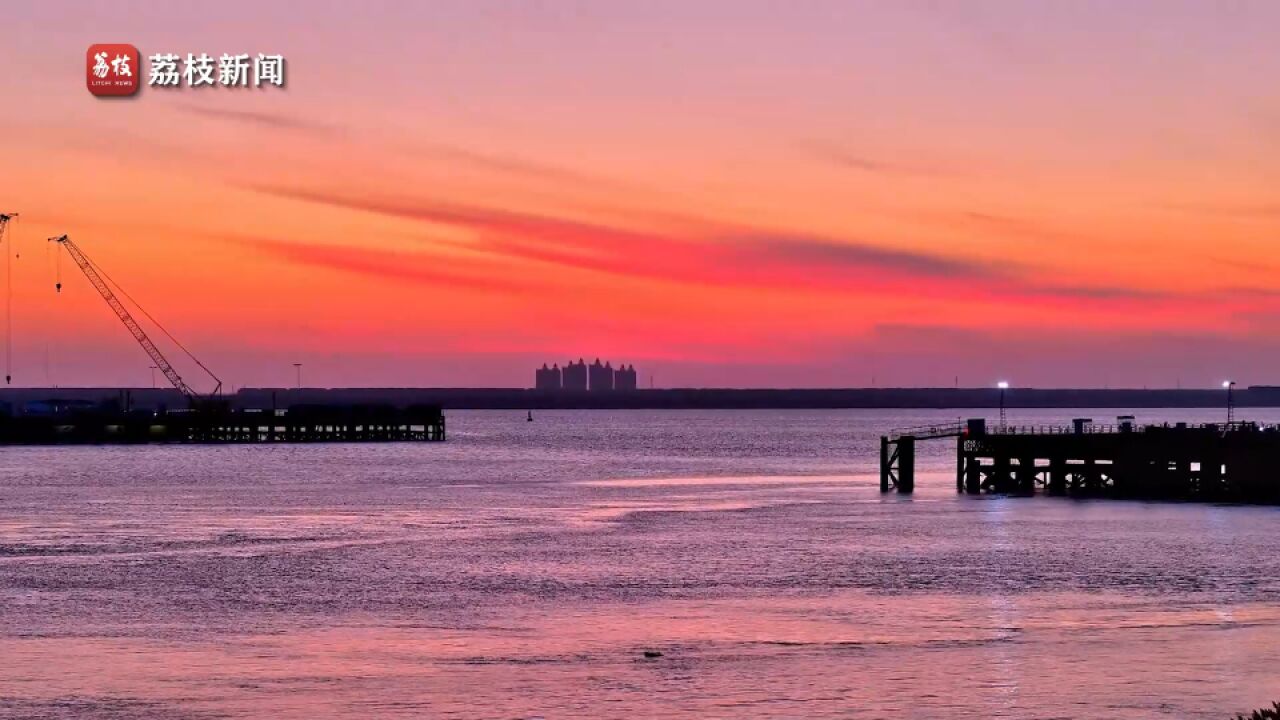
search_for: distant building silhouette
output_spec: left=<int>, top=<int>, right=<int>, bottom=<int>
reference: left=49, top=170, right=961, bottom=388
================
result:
left=614, top=363, right=638, bottom=391
left=589, top=358, right=613, bottom=392
left=535, top=358, right=638, bottom=392
left=534, top=363, right=562, bottom=391
left=562, top=358, right=588, bottom=391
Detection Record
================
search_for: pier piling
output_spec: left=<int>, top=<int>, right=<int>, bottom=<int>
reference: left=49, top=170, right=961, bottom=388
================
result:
left=879, top=434, right=914, bottom=493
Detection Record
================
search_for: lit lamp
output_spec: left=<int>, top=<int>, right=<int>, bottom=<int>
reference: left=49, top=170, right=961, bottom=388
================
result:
left=997, top=381, right=1010, bottom=429
left=1223, top=380, right=1236, bottom=425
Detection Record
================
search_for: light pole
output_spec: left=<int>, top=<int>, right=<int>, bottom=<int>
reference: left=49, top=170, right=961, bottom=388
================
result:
left=1223, top=380, right=1236, bottom=425
left=997, top=381, right=1010, bottom=429
left=293, top=363, right=302, bottom=389
left=149, top=365, right=158, bottom=389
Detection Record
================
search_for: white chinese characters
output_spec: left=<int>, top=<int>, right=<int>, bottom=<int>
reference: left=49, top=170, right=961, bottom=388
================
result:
left=149, top=54, right=180, bottom=86
left=111, top=54, right=132, bottom=77
left=95, top=51, right=132, bottom=80
left=218, top=54, right=250, bottom=87
left=184, top=53, right=216, bottom=87
left=147, top=52, right=286, bottom=88
left=255, top=54, right=284, bottom=86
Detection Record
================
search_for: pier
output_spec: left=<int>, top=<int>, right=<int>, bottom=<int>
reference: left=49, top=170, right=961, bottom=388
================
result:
left=881, top=418, right=1280, bottom=502
left=0, top=403, right=446, bottom=445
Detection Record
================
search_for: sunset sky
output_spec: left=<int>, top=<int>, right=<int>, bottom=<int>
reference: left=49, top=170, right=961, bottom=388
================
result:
left=2, top=1, right=1279, bottom=389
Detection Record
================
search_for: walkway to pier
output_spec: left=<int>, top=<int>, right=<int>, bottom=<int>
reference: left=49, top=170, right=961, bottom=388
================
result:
left=881, top=418, right=1280, bottom=502
left=879, top=421, right=967, bottom=493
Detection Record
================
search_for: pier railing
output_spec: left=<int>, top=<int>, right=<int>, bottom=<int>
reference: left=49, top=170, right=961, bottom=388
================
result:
left=891, top=421, right=1277, bottom=441
left=988, top=421, right=1276, bottom=436
left=887, top=421, right=966, bottom=441
left=990, top=423, right=1123, bottom=435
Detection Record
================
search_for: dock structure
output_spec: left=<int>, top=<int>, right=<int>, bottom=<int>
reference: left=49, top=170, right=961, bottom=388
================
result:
left=0, top=403, right=446, bottom=445
left=881, top=418, right=1280, bottom=502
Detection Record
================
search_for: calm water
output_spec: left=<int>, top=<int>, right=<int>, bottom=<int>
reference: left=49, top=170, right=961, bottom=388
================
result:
left=3, top=408, right=1280, bottom=719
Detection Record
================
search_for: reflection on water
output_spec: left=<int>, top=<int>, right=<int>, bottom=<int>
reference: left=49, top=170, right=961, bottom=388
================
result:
left=2, top=408, right=1280, bottom=719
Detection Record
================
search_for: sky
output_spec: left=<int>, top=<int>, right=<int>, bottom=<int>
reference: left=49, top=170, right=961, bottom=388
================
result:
left=1, top=0, right=1278, bottom=389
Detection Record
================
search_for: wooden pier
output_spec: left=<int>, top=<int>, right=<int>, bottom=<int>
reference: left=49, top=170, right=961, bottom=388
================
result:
left=881, top=418, right=1280, bottom=502
left=0, top=403, right=446, bottom=445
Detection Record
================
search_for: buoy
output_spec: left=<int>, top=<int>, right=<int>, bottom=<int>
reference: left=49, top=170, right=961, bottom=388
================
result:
left=527, top=410, right=534, bottom=422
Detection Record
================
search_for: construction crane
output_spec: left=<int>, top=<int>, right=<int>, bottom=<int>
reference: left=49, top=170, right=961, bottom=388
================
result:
left=0, top=213, right=16, bottom=385
left=48, top=234, right=222, bottom=404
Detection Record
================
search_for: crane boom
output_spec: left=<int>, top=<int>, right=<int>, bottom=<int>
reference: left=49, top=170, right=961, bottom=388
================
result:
left=49, top=234, right=221, bottom=400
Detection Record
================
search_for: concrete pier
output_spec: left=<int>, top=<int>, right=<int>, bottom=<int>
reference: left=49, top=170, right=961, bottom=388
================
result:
left=0, top=404, right=446, bottom=445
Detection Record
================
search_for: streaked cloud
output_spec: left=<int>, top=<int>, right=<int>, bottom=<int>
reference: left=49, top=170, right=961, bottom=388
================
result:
left=1154, top=201, right=1280, bottom=219
left=173, top=103, right=339, bottom=135
left=803, top=141, right=960, bottom=177
left=418, top=145, right=630, bottom=190
left=742, top=233, right=1007, bottom=279
left=243, top=184, right=1199, bottom=314
left=223, top=234, right=540, bottom=295
left=245, top=184, right=1012, bottom=290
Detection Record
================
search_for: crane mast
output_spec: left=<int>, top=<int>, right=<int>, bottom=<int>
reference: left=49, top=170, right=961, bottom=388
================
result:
left=0, top=213, right=16, bottom=385
left=48, top=234, right=221, bottom=401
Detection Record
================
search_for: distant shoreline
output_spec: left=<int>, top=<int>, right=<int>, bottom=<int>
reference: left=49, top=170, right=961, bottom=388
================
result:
left=4, top=386, right=1279, bottom=411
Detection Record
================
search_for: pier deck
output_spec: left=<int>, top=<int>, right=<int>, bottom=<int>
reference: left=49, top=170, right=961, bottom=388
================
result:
left=0, top=404, right=446, bottom=445
left=881, top=418, right=1280, bottom=502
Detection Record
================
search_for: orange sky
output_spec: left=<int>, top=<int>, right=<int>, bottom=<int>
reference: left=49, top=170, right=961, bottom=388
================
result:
left=1, top=1, right=1279, bottom=389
